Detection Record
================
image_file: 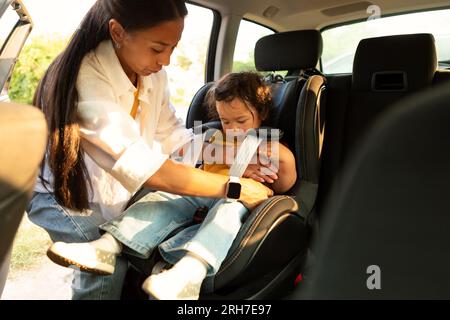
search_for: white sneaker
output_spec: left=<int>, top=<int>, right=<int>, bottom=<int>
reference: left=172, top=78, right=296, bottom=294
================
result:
left=142, top=268, right=202, bottom=300
left=47, top=242, right=116, bottom=275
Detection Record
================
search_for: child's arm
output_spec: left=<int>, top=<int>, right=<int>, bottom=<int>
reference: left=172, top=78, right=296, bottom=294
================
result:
left=270, top=143, right=297, bottom=194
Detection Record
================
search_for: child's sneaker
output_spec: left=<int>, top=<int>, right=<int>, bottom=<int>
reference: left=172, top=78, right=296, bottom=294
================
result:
left=142, top=254, right=208, bottom=300
left=142, top=267, right=202, bottom=300
left=47, top=242, right=117, bottom=275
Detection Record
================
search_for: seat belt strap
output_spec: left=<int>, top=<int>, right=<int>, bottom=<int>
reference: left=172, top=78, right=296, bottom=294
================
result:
left=229, top=133, right=264, bottom=178
left=181, top=131, right=264, bottom=175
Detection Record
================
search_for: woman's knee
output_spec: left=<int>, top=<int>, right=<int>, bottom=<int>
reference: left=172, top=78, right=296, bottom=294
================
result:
left=27, top=193, right=102, bottom=243
left=71, top=255, right=128, bottom=300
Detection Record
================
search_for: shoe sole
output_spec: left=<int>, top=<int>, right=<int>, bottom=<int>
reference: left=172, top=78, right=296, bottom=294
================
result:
left=141, top=278, right=198, bottom=300
left=141, top=279, right=160, bottom=299
left=46, top=248, right=113, bottom=276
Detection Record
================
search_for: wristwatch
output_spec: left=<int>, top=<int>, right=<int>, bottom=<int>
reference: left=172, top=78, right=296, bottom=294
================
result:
left=226, top=176, right=242, bottom=200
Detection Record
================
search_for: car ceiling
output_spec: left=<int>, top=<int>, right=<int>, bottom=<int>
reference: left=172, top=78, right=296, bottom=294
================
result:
left=191, top=0, right=450, bottom=31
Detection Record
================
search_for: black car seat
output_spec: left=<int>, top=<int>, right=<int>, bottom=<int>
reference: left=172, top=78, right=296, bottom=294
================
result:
left=317, top=33, right=438, bottom=220
left=180, top=30, right=327, bottom=299
left=292, top=81, right=450, bottom=299
left=344, top=33, right=437, bottom=156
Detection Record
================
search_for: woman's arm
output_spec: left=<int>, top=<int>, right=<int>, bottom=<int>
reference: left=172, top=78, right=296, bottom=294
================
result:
left=76, top=68, right=272, bottom=208
left=145, top=159, right=273, bottom=209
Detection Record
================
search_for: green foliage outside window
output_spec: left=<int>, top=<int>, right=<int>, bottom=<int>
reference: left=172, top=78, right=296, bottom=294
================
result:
left=9, top=36, right=68, bottom=104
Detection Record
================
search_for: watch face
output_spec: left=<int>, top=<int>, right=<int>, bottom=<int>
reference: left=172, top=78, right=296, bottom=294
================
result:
left=227, top=182, right=241, bottom=199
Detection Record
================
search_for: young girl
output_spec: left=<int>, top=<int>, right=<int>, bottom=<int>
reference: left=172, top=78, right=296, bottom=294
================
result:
left=28, top=0, right=272, bottom=300
left=47, top=72, right=297, bottom=300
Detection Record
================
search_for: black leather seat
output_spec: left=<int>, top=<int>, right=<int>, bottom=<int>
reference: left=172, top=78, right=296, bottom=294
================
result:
left=293, top=81, right=450, bottom=299
left=343, top=33, right=437, bottom=160
left=433, top=69, right=450, bottom=85
left=181, top=30, right=327, bottom=299
left=317, top=33, right=438, bottom=220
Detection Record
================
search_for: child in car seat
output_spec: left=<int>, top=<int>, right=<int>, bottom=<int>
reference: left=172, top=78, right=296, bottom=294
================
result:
left=47, top=72, right=297, bottom=300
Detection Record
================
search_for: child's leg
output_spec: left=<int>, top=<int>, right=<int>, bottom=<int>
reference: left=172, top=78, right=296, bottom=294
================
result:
left=48, top=192, right=216, bottom=275
left=160, top=199, right=248, bottom=274
left=182, top=200, right=248, bottom=273
left=143, top=200, right=248, bottom=299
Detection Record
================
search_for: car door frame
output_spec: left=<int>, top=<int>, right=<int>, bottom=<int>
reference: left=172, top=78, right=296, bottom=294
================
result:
left=0, top=0, right=33, bottom=99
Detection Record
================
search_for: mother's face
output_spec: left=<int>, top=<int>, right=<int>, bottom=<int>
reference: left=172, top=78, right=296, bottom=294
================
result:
left=111, top=18, right=184, bottom=78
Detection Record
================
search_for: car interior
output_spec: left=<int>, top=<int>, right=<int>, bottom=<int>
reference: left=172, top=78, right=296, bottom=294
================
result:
left=2, top=0, right=450, bottom=299
left=292, top=81, right=450, bottom=299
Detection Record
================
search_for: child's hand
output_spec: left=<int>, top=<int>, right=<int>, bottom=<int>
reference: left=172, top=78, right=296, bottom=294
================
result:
left=257, top=141, right=281, bottom=163
left=243, top=163, right=279, bottom=184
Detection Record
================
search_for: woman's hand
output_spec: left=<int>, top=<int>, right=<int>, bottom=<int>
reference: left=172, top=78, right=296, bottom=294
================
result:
left=239, top=178, right=274, bottom=210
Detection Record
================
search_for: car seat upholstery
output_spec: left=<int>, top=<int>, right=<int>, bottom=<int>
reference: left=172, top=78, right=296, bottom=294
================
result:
left=317, top=33, right=438, bottom=220
left=344, top=33, right=437, bottom=157
left=294, top=81, right=450, bottom=299
left=255, top=30, right=327, bottom=222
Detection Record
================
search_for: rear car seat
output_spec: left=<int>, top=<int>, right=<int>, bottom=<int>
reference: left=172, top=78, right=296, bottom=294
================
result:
left=317, top=33, right=438, bottom=220
left=294, top=81, right=450, bottom=299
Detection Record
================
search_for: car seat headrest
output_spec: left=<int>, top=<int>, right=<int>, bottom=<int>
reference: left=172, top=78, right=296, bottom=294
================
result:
left=352, top=33, right=437, bottom=92
left=255, top=30, right=323, bottom=72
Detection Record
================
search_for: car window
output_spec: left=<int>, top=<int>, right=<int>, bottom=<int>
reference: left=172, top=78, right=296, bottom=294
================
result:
left=232, top=19, right=273, bottom=72
left=0, top=0, right=32, bottom=95
left=165, top=3, right=215, bottom=121
left=322, top=8, right=450, bottom=74
left=0, top=1, right=19, bottom=50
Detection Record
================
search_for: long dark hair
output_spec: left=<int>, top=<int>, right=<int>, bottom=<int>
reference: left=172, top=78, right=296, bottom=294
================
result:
left=33, top=0, right=188, bottom=211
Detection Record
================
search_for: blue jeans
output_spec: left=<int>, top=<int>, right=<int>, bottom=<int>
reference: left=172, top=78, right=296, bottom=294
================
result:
left=27, top=193, right=128, bottom=300
left=101, top=191, right=248, bottom=276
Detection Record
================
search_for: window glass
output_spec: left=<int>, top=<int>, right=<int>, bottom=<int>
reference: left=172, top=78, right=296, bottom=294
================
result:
left=0, top=5, right=20, bottom=50
left=322, top=8, right=450, bottom=74
left=232, top=20, right=273, bottom=72
left=165, top=4, right=214, bottom=121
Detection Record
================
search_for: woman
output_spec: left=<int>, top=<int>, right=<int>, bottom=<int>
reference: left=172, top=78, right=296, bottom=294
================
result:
left=28, top=0, right=273, bottom=300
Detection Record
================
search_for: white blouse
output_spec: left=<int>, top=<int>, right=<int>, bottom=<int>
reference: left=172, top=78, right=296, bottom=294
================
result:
left=35, top=40, right=193, bottom=220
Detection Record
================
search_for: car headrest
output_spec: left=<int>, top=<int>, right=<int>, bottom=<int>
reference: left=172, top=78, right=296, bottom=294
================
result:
left=352, top=33, right=437, bottom=92
left=186, top=82, right=215, bottom=128
left=255, top=30, right=323, bottom=71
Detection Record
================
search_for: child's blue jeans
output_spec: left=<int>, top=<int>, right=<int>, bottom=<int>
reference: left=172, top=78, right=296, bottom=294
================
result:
left=100, top=191, right=248, bottom=276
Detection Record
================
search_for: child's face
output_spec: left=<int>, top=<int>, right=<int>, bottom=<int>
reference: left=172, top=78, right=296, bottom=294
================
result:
left=113, top=18, right=184, bottom=77
left=216, top=98, right=262, bottom=132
